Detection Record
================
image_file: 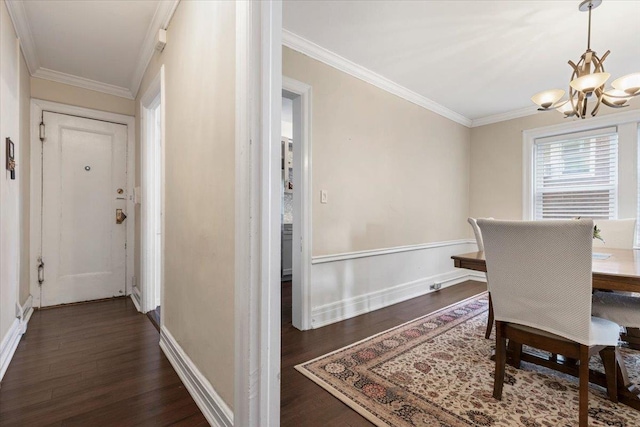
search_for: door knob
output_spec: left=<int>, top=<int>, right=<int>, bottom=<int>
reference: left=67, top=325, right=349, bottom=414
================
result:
left=116, top=209, right=127, bottom=224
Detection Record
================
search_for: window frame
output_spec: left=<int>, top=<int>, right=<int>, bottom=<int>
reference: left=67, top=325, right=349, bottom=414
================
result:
left=522, top=109, right=640, bottom=221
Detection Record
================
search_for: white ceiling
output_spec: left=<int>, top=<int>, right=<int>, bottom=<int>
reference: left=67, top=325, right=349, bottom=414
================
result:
left=7, top=0, right=178, bottom=99
left=283, top=0, right=640, bottom=125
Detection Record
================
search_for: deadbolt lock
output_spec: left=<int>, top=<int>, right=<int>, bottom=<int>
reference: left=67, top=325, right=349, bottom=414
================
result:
left=116, top=209, right=127, bottom=224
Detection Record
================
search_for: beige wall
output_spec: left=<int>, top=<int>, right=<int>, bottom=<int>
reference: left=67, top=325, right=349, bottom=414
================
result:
left=136, top=1, right=236, bottom=408
left=470, top=98, right=640, bottom=220
left=19, top=50, right=30, bottom=305
left=283, top=47, right=472, bottom=256
left=1, top=0, right=18, bottom=341
left=31, top=77, right=135, bottom=116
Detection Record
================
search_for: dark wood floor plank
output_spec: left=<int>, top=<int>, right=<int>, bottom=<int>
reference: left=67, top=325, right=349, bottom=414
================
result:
left=280, top=279, right=487, bottom=427
left=0, top=298, right=207, bottom=426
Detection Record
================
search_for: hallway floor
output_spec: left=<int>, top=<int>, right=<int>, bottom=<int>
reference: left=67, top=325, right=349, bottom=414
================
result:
left=0, top=298, right=207, bottom=426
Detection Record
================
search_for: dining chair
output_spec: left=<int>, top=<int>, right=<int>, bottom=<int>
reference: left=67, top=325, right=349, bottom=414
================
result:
left=591, top=218, right=640, bottom=347
left=478, top=219, right=621, bottom=427
left=592, top=218, right=636, bottom=250
left=468, top=217, right=493, bottom=339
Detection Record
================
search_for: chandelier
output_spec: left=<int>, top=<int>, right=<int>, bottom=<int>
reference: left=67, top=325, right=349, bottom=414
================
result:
left=531, top=0, right=640, bottom=119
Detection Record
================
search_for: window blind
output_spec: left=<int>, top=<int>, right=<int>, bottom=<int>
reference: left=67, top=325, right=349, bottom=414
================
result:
left=534, top=127, right=618, bottom=220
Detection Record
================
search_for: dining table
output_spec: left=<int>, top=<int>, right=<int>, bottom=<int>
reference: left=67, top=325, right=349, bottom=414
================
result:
left=452, top=247, right=640, bottom=411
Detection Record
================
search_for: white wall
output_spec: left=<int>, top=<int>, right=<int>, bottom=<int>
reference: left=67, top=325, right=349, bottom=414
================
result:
left=1, top=0, right=31, bottom=380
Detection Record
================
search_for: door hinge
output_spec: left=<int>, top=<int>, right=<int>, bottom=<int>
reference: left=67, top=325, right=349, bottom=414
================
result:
left=39, top=120, right=46, bottom=142
left=37, top=257, right=45, bottom=285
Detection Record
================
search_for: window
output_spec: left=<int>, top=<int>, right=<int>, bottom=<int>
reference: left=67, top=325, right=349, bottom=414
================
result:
left=533, top=127, right=618, bottom=220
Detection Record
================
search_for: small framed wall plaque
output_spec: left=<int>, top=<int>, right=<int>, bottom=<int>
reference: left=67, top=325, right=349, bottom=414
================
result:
left=6, top=137, right=15, bottom=180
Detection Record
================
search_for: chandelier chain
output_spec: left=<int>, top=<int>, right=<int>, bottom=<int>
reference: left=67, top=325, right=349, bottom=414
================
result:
left=587, top=3, right=592, bottom=50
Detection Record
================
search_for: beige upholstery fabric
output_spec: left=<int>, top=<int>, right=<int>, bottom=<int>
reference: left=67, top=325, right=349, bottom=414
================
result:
left=478, top=219, right=620, bottom=347
left=467, top=217, right=493, bottom=252
left=592, top=291, right=640, bottom=328
left=592, top=218, right=636, bottom=249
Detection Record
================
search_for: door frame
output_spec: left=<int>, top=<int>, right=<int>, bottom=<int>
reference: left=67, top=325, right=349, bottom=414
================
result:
left=29, top=99, right=136, bottom=309
left=282, top=77, right=313, bottom=330
left=234, top=0, right=282, bottom=425
left=139, top=66, right=166, bottom=316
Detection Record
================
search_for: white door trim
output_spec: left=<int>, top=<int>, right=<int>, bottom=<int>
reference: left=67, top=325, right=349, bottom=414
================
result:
left=234, top=1, right=282, bottom=425
left=282, top=77, right=312, bottom=330
left=29, top=99, right=136, bottom=309
left=139, top=66, right=166, bottom=316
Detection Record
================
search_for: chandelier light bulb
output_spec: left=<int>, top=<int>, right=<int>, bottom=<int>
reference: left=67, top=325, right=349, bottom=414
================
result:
left=531, top=89, right=565, bottom=109
left=611, top=72, right=640, bottom=96
left=555, top=99, right=576, bottom=116
left=570, top=72, right=610, bottom=93
left=603, top=89, right=632, bottom=106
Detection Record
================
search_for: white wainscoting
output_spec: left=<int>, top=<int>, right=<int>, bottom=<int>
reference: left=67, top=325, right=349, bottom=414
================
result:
left=1, top=295, right=34, bottom=381
left=309, top=239, right=485, bottom=328
left=160, top=326, right=233, bottom=427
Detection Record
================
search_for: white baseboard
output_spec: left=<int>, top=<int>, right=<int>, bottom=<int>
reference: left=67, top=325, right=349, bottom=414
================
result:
left=311, top=270, right=485, bottom=328
left=2, top=295, right=36, bottom=381
left=17, top=295, right=34, bottom=334
left=160, top=326, right=233, bottom=427
left=0, top=319, right=22, bottom=381
left=308, top=239, right=485, bottom=329
left=130, top=289, right=142, bottom=312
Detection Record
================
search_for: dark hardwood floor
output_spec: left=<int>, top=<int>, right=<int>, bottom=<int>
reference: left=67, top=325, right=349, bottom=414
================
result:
left=0, top=298, right=207, bottom=427
left=280, top=279, right=487, bottom=426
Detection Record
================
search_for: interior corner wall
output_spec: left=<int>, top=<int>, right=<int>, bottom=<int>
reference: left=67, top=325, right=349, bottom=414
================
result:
left=135, top=0, right=236, bottom=409
left=30, top=77, right=135, bottom=116
left=469, top=98, right=640, bottom=220
left=0, top=0, right=21, bottom=347
left=283, top=47, right=471, bottom=256
left=19, top=48, right=30, bottom=306
left=282, top=47, right=477, bottom=328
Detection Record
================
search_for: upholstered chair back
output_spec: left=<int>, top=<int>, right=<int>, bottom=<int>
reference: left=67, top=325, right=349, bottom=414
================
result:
left=592, top=218, right=636, bottom=249
left=467, top=217, right=493, bottom=252
left=478, top=219, right=594, bottom=345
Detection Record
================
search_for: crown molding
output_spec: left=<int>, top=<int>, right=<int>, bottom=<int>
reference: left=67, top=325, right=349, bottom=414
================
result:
left=470, top=105, right=540, bottom=128
left=129, top=0, right=179, bottom=98
left=33, top=68, right=134, bottom=99
left=282, top=30, right=472, bottom=127
left=5, top=0, right=40, bottom=74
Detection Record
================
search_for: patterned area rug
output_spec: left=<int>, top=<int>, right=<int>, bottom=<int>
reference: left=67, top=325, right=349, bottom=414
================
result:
left=296, top=293, right=640, bottom=426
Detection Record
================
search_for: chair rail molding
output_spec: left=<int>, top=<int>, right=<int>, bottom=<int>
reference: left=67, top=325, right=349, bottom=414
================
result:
left=309, top=239, right=485, bottom=328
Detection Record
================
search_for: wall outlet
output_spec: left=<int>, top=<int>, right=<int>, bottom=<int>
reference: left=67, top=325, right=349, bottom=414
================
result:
left=430, top=282, right=442, bottom=291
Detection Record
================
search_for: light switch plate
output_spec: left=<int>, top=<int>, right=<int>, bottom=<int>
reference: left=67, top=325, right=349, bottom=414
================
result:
left=321, top=190, right=327, bottom=204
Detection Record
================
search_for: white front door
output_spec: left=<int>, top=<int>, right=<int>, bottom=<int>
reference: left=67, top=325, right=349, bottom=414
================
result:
left=41, top=111, right=128, bottom=306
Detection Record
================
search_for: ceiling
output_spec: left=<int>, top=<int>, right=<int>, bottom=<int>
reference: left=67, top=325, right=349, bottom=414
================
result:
left=283, top=0, right=640, bottom=126
left=5, top=1, right=638, bottom=123
left=6, top=0, right=178, bottom=99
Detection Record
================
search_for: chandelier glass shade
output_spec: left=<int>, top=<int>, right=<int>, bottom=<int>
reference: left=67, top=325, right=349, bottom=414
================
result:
left=531, top=0, right=639, bottom=119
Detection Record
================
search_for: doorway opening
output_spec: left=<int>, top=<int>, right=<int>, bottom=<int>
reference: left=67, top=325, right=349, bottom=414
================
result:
left=282, top=78, right=312, bottom=331
left=140, top=67, right=165, bottom=323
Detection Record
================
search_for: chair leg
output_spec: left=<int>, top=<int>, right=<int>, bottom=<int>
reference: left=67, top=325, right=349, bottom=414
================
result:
left=493, top=321, right=507, bottom=400
left=578, top=345, right=590, bottom=427
left=485, top=293, right=494, bottom=339
left=599, top=347, right=618, bottom=403
left=509, top=341, right=522, bottom=369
